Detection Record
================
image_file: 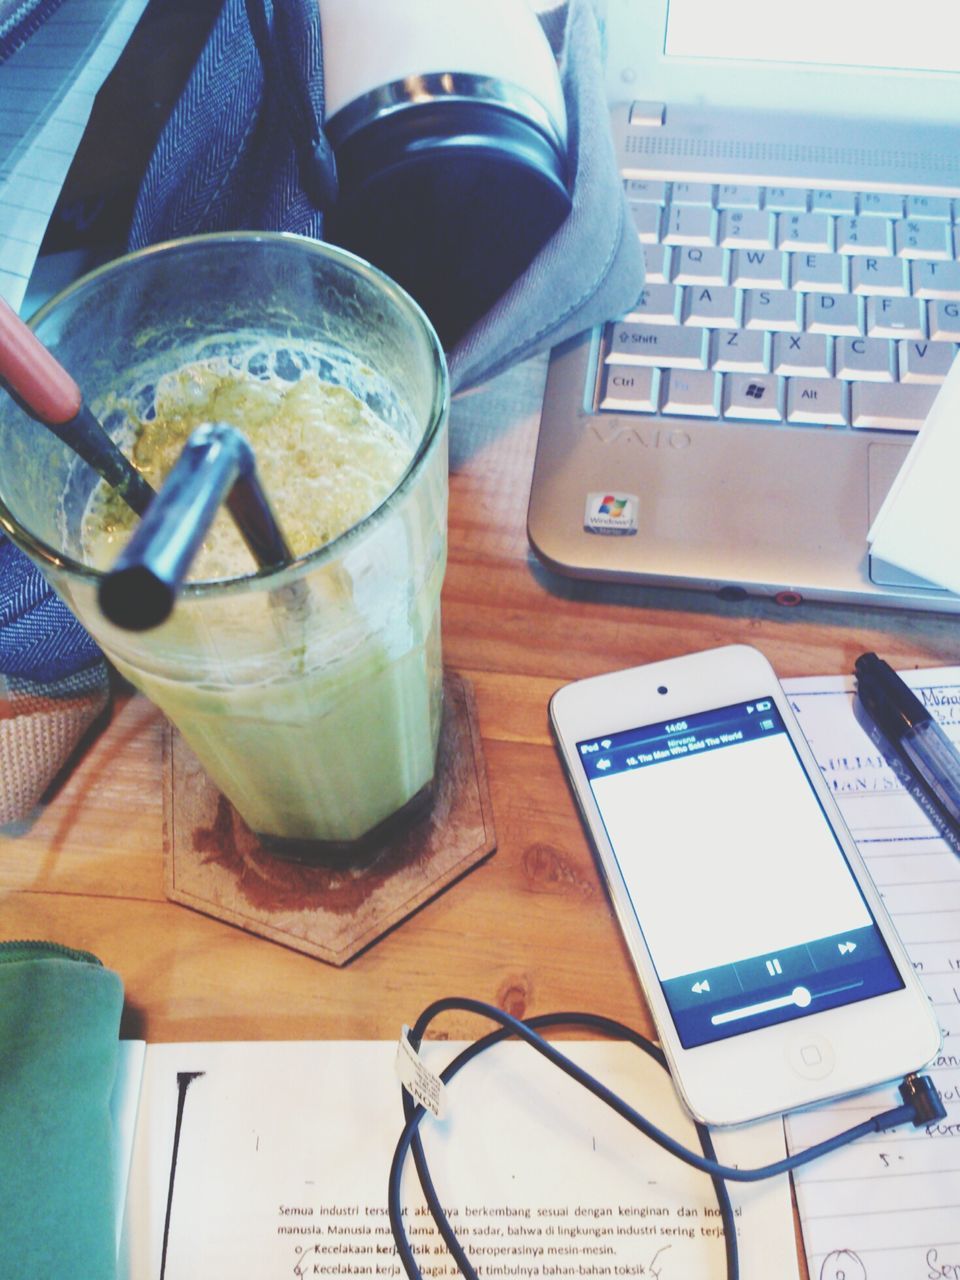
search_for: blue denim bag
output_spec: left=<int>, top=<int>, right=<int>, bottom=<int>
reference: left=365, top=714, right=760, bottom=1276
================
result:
left=0, top=534, right=101, bottom=683
left=0, top=534, right=110, bottom=825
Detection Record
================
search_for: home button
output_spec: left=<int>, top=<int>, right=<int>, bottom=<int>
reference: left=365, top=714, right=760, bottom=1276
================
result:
left=786, top=1033, right=836, bottom=1080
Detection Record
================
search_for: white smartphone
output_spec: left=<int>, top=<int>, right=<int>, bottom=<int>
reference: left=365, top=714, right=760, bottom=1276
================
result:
left=550, top=644, right=941, bottom=1127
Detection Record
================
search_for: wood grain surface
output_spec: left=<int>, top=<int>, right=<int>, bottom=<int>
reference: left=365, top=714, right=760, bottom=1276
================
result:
left=3, top=354, right=957, bottom=1046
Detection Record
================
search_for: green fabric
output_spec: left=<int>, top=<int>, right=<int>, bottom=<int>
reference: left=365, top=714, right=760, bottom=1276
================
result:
left=0, top=942, right=124, bottom=1280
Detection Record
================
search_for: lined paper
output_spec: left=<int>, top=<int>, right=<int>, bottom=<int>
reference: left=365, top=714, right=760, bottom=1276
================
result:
left=0, top=0, right=150, bottom=313
left=782, top=670, right=960, bottom=1280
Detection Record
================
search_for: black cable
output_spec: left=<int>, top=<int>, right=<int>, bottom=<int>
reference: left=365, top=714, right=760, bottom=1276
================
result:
left=395, top=1011, right=736, bottom=1280
left=389, top=996, right=943, bottom=1280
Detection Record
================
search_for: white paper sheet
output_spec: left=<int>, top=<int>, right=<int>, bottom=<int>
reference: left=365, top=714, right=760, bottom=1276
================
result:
left=867, top=356, right=960, bottom=596
left=119, top=1039, right=798, bottom=1280
left=783, top=670, right=960, bottom=1280
left=0, top=0, right=150, bottom=314
left=112, top=1040, right=147, bottom=1255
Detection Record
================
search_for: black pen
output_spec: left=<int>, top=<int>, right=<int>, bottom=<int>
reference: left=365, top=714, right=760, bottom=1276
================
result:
left=855, top=651, right=960, bottom=832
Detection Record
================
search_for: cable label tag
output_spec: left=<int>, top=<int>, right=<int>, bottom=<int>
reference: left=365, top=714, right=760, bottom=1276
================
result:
left=395, top=1027, right=448, bottom=1120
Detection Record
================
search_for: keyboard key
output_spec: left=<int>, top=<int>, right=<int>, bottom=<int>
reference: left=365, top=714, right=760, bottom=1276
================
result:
left=835, top=216, right=892, bottom=255
left=894, top=219, right=952, bottom=260
left=718, top=209, right=775, bottom=249
left=672, top=246, right=726, bottom=285
left=772, top=332, right=832, bottom=378
left=777, top=212, right=833, bottom=252
left=743, top=288, right=802, bottom=331
left=730, top=249, right=787, bottom=288
left=671, top=182, right=715, bottom=206
left=662, top=369, right=721, bottom=416
left=606, top=322, right=708, bottom=368
left=905, top=194, right=952, bottom=220
left=710, top=328, right=768, bottom=372
left=682, top=285, right=739, bottom=327
left=850, top=256, right=908, bottom=295
left=599, top=365, right=659, bottom=412
left=629, top=101, right=666, bottom=126
left=836, top=336, right=894, bottom=381
left=764, top=187, right=808, bottom=212
left=898, top=339, right=957, bottom=383
left=851, top=382, right=938, bottom=431
left=928, top=300, right=960, bottom=340
left=642, top=243, right=672, bottom=284
left=805, top=293, right=862, bottom=336
left=911, top=260, right=960, bottom=299
left=790, top=252, right=846, bottom=293
left=624, top=178, right=668, bottom=204
left=716, top=184, right=762, bottom=210
left=631, top=203, right=663, bottom=243
left=866, top=296, right=926, bottom=338
left=663, top=205, right=717, bottom=246
left=810, top=189, right=857, bottom=215
left=626, top=283, right=681, bottom=324
left=723, top=373, right=783, bottom=420
left=787, top=378, right=848, bottom=425
left=859, top=192, right=904, bottom=217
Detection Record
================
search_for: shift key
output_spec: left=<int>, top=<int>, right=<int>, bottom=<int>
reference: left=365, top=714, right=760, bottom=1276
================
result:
left=606, top=321, right=708, bottom=368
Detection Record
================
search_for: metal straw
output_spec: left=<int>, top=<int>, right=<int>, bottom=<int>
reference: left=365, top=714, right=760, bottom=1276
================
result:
left=98, top=422, right=294, bottom=630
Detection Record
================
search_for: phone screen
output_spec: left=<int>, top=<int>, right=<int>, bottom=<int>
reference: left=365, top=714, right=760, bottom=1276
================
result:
left=577, top=697, right=905, bottom=1048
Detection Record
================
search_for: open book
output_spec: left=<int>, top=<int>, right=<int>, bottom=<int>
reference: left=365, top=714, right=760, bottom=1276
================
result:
left=116, top=1037, right=796, bottom=1280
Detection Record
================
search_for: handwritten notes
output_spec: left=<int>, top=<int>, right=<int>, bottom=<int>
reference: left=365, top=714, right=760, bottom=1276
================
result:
left=783, top=670, right=960, bottom=1280
left=0, top=0, right=149, bottom=313
left=119, top=1040, right=798, bottom=1280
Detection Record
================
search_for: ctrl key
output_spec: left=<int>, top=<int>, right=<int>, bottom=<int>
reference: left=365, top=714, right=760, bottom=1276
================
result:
left=598, top=364, right=659, bottom=413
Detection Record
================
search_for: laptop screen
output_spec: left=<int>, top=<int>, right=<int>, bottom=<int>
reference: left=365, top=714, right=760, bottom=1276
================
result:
left=604, top=0, right=960, bottom=124
left=664, top=0, right=960, bottom=75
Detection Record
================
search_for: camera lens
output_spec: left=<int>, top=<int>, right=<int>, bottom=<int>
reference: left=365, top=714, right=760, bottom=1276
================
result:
left=657, top=685, right=668, bottom=695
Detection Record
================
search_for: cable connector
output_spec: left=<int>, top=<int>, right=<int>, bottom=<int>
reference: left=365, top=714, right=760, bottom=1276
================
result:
left=898, top=1073, right=945, bottom=1126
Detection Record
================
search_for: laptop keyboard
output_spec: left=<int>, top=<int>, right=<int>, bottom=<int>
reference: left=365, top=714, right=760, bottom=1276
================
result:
left=598, top=181, right=960, bottom=432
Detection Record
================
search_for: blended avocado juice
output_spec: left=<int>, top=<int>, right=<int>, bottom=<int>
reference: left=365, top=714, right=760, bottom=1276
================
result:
left=75, top=345, right=448, bottom=851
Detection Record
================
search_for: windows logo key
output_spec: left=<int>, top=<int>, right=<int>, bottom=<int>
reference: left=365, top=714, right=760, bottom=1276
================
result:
left=584, top=491, right=639, bottom=536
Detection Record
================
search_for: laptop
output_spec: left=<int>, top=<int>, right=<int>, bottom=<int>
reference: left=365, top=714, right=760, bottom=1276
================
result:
left=528, top=0, right=960, bottom=611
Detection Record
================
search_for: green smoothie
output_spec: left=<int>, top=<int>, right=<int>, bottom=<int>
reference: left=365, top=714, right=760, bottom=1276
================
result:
left=79, top=357, right=447, bottom=848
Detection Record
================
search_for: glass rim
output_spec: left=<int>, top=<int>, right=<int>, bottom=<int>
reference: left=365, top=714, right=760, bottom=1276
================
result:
left=0, top=230, right=449, bottom=596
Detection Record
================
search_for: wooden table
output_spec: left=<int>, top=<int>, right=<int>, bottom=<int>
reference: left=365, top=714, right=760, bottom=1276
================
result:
left=2, top=354, right=957, bottom=1276
left=3, top=352, right=959, bottom=1040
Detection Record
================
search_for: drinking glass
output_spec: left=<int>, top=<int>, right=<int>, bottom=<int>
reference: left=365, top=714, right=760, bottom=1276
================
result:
left=0, top=233, right=449, bottom=856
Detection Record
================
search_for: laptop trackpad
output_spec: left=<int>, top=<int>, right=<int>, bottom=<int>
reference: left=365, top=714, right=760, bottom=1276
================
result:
left=867, top=442, right=940, bottom=590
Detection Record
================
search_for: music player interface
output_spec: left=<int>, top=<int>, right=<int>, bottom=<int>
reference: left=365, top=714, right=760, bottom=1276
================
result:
left=578, top=699, right=904, bottom=1047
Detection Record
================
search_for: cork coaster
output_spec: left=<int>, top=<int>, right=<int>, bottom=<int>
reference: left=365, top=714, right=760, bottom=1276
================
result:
left=162, top=671, right=495, bottom=965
